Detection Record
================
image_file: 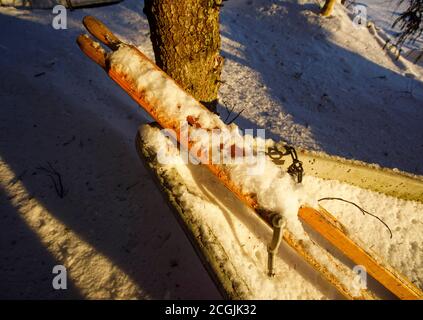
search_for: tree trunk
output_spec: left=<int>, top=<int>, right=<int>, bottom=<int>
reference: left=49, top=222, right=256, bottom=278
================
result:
left=321, top=0, right=337, bottom=17
left=144, top=0, right=224, bottom=113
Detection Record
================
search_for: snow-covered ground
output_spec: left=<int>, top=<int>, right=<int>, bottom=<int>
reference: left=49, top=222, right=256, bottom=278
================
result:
left=219, top=0, right=423, bottom=174
left=358, top=0, right=422, bottom=49
left=1, top=0, right=422, bottom=299
left=139, top=122, right=423, bottom=299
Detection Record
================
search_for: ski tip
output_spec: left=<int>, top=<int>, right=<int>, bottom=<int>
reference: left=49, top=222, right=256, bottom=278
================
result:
left=82, top=16, right=121, bottom=51
left=76, top=34, right=107, bottom=69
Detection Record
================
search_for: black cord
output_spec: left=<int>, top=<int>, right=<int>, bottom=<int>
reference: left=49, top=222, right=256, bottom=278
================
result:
left=318, top=197, right=393, bottom=239
left=267, top=145, right=304, bottom=183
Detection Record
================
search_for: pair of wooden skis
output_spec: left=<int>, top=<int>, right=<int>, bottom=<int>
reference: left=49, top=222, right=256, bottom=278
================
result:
left=77, top=16, right=422, bottom=300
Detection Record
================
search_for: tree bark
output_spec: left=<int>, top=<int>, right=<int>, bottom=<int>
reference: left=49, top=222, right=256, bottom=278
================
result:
left=144, top=0, right=224, bottom=113
left=321, top=0, right=337, bottom=17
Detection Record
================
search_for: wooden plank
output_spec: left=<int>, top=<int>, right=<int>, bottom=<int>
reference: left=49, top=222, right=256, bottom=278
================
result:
left=298, top=206, right=423, bottom=300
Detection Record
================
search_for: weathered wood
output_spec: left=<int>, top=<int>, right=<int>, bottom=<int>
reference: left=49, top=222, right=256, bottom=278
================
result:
left=299, top=206, right=423, bottom=300
left=76, top=34, right=106, bottom=69
left=83, top=16, right=121, bottom=50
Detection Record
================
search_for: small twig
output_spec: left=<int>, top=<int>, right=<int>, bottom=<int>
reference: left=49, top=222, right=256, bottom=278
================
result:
left=36, top=162, right=67, bottom=198
left=224, top=104, right=235, bottom=123
left=318, top=197, right=393, bottom=239
left=227, top=108, right=245, bottom=125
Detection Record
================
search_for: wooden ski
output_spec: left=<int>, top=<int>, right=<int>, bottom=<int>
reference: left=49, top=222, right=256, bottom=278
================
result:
left=299, top=206, right=423, bottom=300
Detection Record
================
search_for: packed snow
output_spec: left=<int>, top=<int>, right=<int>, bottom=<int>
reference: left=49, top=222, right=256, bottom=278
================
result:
left=1, top=0, right=422, bottom=299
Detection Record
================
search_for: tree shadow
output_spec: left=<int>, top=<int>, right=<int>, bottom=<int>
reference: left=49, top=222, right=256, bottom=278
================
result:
left=219, top=0, right=423, bottom=175
left=0, top=12, right=219, bottom=299
left=0, top=188, right=83, bottom=299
